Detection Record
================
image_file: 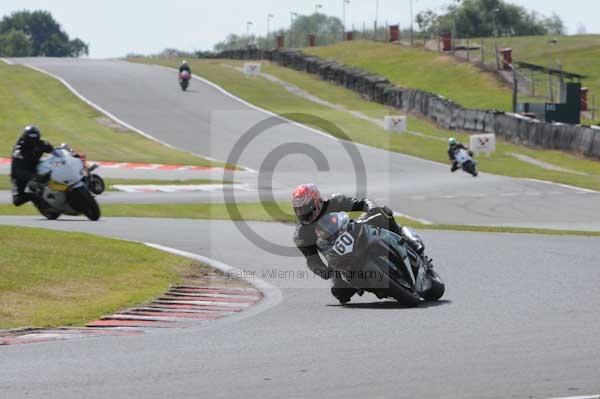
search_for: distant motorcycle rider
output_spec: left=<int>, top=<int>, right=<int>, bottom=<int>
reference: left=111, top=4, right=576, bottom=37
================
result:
left=448, top=137, right=473, bottom=172
left=10, top=126, right=53, bottom=206
left=179, top=60, right=191, bottom=76
left=292, top=183, right=423, bottom=304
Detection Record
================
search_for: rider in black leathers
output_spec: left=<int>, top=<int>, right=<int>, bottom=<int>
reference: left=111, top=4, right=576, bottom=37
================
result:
left=447, top=137, right=472, bottom=172
left=292, top=184, right=422, bottom=303
left=179, top=61, right=191, bottom=75
left=11, top=126, right=53, bottom=207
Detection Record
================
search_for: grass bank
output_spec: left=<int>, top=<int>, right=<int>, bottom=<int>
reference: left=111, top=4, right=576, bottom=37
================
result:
left=0, top=176, right=231, bottom=191
left=131, top=57, right=600, bottom=191
left=305, top=37, right=600, bottom=119
left=0, top=61, right=220, bottom=167
left=305, top=40, right=512, bottom=111
left=0, top=225, right=207, bottom=329
left=2, top=202, right=599, bottom=238
left=482, top=34, right=600, bottom=110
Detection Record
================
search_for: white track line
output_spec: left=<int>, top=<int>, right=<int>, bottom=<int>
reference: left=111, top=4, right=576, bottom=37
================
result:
left=22, top=62, right=251, bottom=172
left=393, top=211, right=434, bottom=225
left=525, top=178, right=600, bottom=194
left=1, top=58, right=13, bottom=65
left=545, top=395, right=600, bottom=399
left=144, top=62, right=447, bottom=169
left=144, top=243, right=283, bottom=316
left=144, top=61, right=600, bottom=197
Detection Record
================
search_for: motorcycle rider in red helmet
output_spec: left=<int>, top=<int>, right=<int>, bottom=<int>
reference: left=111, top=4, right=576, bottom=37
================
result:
left=292, top=183, right=423, bottom=304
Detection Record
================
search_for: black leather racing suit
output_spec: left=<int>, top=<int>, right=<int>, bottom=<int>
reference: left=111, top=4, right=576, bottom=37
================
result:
left=10, top=138, right=53, bottom=206
left=448, top=143, right=470, bottom=172
left=293, top=194, right=403, bottom=301
left=179, top=64, right=191, bottom=74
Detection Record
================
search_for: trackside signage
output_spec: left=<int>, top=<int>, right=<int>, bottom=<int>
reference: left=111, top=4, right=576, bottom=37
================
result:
left=244, top=63, right=261, bottom=76
left=469, top=133, right=496, bottom=155
left=384, top=116, right=407, bottom=133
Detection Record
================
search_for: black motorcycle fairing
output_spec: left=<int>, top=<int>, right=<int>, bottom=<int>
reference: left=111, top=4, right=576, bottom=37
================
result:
left=319, top=218, right=416, bottom=291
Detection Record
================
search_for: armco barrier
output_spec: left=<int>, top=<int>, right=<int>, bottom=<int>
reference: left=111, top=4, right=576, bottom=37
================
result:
left=209, top=48, right=600, bottom=159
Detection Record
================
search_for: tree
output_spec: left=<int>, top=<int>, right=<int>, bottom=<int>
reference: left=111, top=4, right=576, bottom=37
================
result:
left=288, top=13, right=344, bottom=47
left=0, top=30, right=33, bottom=56
left=422, top=0, right=563, bottom=38
left=416, top=10, right=438, bottom=35
left=542, top=13, right=566, bottom=36
left=69, top=38, right=89, bottom=57
left=212, top=13, right=344, bottom=51
left=0, top=10, right=88, bottom=57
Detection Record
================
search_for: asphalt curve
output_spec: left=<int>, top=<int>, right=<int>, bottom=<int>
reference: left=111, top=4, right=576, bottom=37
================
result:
left=1, top=58, right=599, bottom=399
left=0, top=216, right=599, bottom=399
left=6, top=58, right=600, bottom=230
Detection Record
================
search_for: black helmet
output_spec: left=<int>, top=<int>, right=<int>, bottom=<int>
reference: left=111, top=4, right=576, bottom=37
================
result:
left=22, top=125, right=41, bottom=144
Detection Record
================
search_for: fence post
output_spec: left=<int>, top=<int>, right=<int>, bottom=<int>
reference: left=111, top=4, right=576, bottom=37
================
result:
left=466, top=38, right=470, bottom=61
left=512, top=67, right=518, bottom=113
left=480, top=38, right=485, bottom=64
left=495, top=42, right=500, bottom=70
left=548, top=73, right=554, bottom=103
left=451, top=34, right=455, bottom=54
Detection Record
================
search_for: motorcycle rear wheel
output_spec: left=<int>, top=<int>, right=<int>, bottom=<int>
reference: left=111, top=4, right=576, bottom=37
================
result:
left=33, top=200, right=61, bottom=220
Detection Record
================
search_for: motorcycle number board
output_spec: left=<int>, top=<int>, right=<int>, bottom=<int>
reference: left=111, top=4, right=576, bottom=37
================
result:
left=333, top=233, right=355, bottom=256
left=243, top=63, right=261, bottom=76
left=469, top=134, right=496, bottom=155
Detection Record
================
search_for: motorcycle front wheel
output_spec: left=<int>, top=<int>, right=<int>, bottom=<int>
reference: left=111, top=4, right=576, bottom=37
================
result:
left=464, top=161, right=478, bottom=177
left=421, top=270, right=445, bottom=301
left=366, top=256, right=422, bottom=307
left=87, top=174, right=105, bottom=195
left=67, top=186, right=101, bottom=221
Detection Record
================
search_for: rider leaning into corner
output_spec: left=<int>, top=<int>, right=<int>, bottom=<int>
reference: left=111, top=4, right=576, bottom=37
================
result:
left=10, top=126, right=53, bottom=207
left=447, top=137, right=473, bottom=172
left=292, top=183, right=425, bottom=304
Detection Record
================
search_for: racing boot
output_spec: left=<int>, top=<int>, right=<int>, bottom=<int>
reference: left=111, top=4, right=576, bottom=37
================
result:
left=400, top=226, right=425, bottom=255
left=331, top=277, right=358, bottom=305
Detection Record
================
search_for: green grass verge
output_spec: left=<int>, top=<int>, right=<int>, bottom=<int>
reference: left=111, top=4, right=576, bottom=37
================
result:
left=482, top=35, right=600, bottom=114
left=130, top=57, right=600, bottom=191
left=0, top=202, right=295, bottom=222
left=2, top=202, right=599, bottom=238
left=0, top=61, right=221, bottom=167
left=304, top=40, right=512, bottom=111
left=305, top=37, right=600, bottom=122
left=0, top=176, right=231, bottom=191
left=0, top=225, right=206, bottom=329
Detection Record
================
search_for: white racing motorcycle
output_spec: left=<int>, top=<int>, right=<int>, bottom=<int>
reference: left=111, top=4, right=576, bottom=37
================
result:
left=30, top=145, right=103, bottom=221
left=454, top=148, right=478, bottom=177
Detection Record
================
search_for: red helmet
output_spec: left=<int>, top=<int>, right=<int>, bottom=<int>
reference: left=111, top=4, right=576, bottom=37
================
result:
left=292, top=184, right=324, bottom=225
